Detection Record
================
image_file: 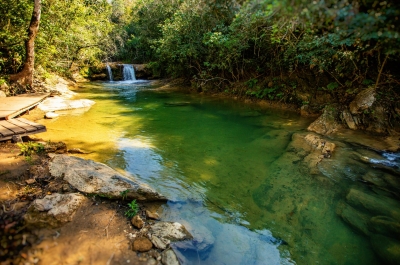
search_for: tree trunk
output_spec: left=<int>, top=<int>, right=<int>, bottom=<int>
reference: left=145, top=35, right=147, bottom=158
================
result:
left=10, top=0, right=41, bottom=88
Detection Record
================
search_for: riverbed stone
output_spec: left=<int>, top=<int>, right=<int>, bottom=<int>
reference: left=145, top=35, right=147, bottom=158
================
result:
left=336, top=202, right=370, bottom=236
left=349, top=87, right=375, bottom=115
left=146, top=210, right=160, bottom=220
left=24, top=193, right=86, bottom=228
left=48, top=154, right=167, bottom=201
left=161, top=249, right=180, bottom=265
left=368, top=216, right=400, bottom=239
left=45, top=112, right=59, bottom=119
left=149, top=222, right=192, bottom=241
left=346, top=188, right=400, bottom=220
left=131, top=215, right=145, bottom=229
left=132, top=237, right=153, bottom=252
left=370, top=234, right=400, bottom=265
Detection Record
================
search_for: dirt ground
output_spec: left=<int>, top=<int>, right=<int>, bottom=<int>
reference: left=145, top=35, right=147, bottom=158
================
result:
left=0, top=140, right=162, bottom=265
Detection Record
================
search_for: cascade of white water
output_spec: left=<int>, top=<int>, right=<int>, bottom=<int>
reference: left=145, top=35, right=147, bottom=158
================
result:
left=122, top=64, right=136, bottom=81
left=106, top=64, right=113, bottom=81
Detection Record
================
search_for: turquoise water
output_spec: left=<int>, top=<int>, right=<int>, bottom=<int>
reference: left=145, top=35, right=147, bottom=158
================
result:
left=40, top=81, right=400, bottom=265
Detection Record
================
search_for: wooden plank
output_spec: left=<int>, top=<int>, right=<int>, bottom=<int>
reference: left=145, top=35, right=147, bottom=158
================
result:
left=0, top=120, right=26, bottom=134
left=16, top=118, right=46, bottom=130
left=7, top=119, right=38, bottom=132
left=0, top=118, right=46, bottom=141
left=0, top=93, right=50, bottom=120
left=0, top=124, right=14, bottom=137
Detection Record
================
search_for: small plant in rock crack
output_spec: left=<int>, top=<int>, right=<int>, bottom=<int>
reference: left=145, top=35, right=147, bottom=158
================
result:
left=120, top=189, right=129, bottom=200
left=124, top=200, right=139, bottom=218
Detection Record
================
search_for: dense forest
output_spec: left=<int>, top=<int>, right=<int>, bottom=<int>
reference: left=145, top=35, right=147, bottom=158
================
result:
left=1, top=0, right=400, bottom=115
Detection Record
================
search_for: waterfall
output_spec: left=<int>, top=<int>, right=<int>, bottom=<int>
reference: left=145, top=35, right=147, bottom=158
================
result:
left=106, top=64, right=113, bottom=81
left=122, top=64, right=136, bottom=81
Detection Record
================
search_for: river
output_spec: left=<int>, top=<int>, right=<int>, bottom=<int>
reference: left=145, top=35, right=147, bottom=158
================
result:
left=38, top=80, right=400, bottom=265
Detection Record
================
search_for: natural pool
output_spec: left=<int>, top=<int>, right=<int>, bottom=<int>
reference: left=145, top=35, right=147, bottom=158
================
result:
left=39, top=81, right=400, bottom=265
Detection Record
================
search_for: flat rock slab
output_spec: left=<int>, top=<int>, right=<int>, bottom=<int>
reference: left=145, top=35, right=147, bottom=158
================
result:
left=24, top=193, right=86, bottom=228
left=48, top=154, right=167, bottom=201
left=38, top=96, right=95, bottom=112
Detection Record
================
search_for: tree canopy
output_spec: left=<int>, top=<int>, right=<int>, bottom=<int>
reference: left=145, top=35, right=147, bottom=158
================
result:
left=1, top=0, right=399, bottom=104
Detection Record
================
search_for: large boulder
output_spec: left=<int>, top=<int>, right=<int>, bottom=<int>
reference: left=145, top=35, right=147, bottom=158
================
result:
left=24, top=193, right=86, bottom=228
left=48, top=154, right=167, bottom=201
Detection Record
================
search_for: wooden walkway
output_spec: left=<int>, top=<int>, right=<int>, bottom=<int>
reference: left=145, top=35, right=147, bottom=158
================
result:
left=0, top=93, right=50, bottom=120
left=0, top=118, right=46, bottom=141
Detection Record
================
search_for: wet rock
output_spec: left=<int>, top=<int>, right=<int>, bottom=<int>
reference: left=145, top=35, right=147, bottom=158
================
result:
left=349, top=87, right=375, bottom=115
left=48, top=154, right=167, bottom=201
left=304, top=134, right=335, bottom=157
left=150, top=235, right=170, bottom=250
left=24, top=193, right=86, bottom=228
left=336, top=202, right=370, bottom=236
left=149, top=222, right=192, bottom=241
left=368, top=216, right=400, bottom=239
left=173, top=224, right=214, bottom=259
left=341, top=109, right=357, bottom=130
left=132, top=237, right=153, bottom=252
left=131, top=215, right=145, bottom=229
left=370, top=234, right=400, bottom=265
left=45, top=112, right=59, bottom=119
left=146, top=210, right=160, bottom=220
left=307, top=105, right=342, bottom=135
left=346, top=189, right=400, bottom=220
left=161, top=249, right=180, bottom=265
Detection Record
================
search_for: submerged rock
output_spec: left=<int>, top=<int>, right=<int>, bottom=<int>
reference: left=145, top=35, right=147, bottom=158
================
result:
left=48, top=154, right=167, bottom=201
left=370, top=234, right=400, bottom=265
left=161, top=249, right=180, bottom=265
left=368, top=216, right=400, bottom=239
left=24, top=193, right=86, bottom=228
left=336, top=202, right=370, bottom=236
left=346, top=189, right=400, bottom=220
left=172, top=223, right=214, bottom=259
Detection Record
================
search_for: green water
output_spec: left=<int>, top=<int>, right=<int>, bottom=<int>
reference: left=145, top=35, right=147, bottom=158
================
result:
left=39, top=81, right=399, bottom=265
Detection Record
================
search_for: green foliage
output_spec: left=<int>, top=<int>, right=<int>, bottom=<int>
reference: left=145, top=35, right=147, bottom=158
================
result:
left=124, top=200, right=139, bottom=218
left=17, top=141, right=44, bottom=161
left=120, top=189, right=129, bottom=200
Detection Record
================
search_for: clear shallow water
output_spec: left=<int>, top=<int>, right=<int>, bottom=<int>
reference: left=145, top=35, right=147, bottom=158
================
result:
left=39, top=81, right=400, bottom=265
